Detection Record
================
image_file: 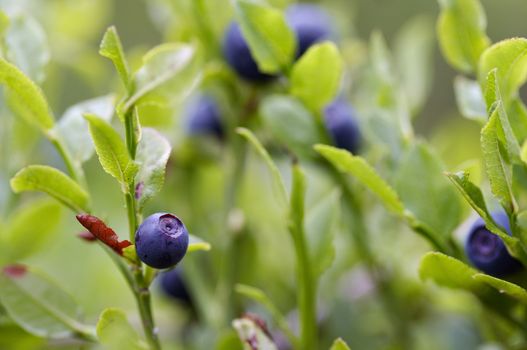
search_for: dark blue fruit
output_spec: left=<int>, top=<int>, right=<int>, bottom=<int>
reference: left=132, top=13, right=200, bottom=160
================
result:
left=286, top=4, right=333, bottom=58
left=324, top=100, right=361, bottom=154
left=465, top=212, right=522, bottom=277
left=223, top=22, right=274, bottom=82
left=185, top=95, right=224, bottom=139
left=160, top=267, right=192, bottom=304
left=135, top=213, right=189, bottom=269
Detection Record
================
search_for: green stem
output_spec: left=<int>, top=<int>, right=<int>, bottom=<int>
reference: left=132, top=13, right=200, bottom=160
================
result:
left=124, top=110, right=138, bottom=159
left=292, top=226, right=317, bottom=350
left=289, top=166, right=317, bottom=350
left=122, top=107, right=160, bottom=350
left=49, top=135, right=87, bottom=188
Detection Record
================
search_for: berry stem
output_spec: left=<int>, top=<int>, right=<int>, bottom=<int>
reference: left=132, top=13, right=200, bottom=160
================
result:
left=49, top=133, right=87, bottom=189
left=122, top=108, right=161, bottom=350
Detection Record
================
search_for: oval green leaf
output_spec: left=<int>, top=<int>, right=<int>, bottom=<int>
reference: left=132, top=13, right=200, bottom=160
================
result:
left=10, top=165, right=90, bottom=213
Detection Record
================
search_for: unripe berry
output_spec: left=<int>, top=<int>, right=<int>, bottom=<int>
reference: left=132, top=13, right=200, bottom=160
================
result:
left=135, top=213, right=189, bottom=269
left=159, top=267, right=192, bottom=304
left=286, top=4, right=333, bottom=58
left=324, top=100, right=361, bottom=154
left=223, top=22, right=274, bottom=82
left=465, top=212, right=522, bottom=277
left=185, top=95, right=224, bottom=139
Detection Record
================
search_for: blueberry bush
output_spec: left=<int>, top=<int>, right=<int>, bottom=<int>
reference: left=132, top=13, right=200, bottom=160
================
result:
left=1, top=0, right=527, bottom=349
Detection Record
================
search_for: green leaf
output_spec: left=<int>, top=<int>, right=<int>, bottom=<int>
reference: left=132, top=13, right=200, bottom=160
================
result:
left=233, top=0, right=296, bottom=74
left=188, top=234, right=212, bottom=253
left=436, top=0, right=490, bottom=73
left=96, top=308, right=145, bottom=350
left=84, top=114, right=137, bottom=187
left=445, top=171, right=523, bottom=257
left=10, top=165, right=90, bottom=213
left=232, top=317, right=277, bottom=350
left=394, top=15, right=434, bottom=115
left=483, top=70, right=521, bottom=163
left=125, top=43, right=201, bottom=112
left=5, top=13, right=49, bottom=84
left=473, top=274, right=527, bottom=304
left=2, top=199, right=62, bottom=263
left=394, top=143, right=461, bottom=242
left=453, top=75, right=486, bottom=123
left=135, top=128, right=171, bottom=210
left=419, top=252, right=490, bottom=293
left=330, top=338, right=351, bottom=350
left=480, top=109, right=516, bottom=213
left=260, top=95, right=319, bottom=158
left=0, top=58, right=54, bottom=131
left=369, top=32, right=413, bottom=139
left=237, top=127, right=288, bottom=208
left=479, top=38, right=527, bottom=102
left=306, top=190, right=340, bottom=276
left=0, top=266, right=95, bottom=339
left=315, top=144, right=405, bottom=215
left=290, top=42, right=343, bottom=112
left=56, top=95, right=115, bottom=163
left=99, top=26, right=131, bottom=91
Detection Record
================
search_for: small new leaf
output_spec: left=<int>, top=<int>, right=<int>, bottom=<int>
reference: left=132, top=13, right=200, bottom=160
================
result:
left=290, top=42, right=343, bottom=112
left=99, top=26, right=131, bottom=92
left=84, top=113, right=138, bottom=188
left=480, top=109, right=516, bottom=213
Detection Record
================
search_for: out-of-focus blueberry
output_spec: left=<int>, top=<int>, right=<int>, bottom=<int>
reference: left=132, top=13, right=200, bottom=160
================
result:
left=465, top=211, right=522, bottom=277
left=324, top=100, right=361, bottom=154
left=185, top=95, right=224, bottom=139
left=223, top=22, right=275, bottom=82
left=286, top=4, right=334, bottom=58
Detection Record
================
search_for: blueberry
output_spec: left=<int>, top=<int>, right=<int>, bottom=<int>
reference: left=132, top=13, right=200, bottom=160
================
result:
left=223, top=22, right=274, bottom=82
left=185, top=95, right=224, bottom=139
left=465, top=211, right=522, bottom=277
left=159, top=267, right=192, bottom=304
left=135, top=213, right=189, bottom=269
left=323, top=100, right=361, bottom=154
left=286, top=4, right=334, bottom=58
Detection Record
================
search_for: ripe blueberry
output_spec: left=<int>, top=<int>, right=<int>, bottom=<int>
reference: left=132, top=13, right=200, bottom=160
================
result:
left=185, top=95, right=224, bottom=139
left=159, top=267, right=192, bottom=304
left=223, top=22, right=274, bottom=82
left=465, top=211, right=522, bottom=277
left=286, top=4, right=333, bottom=58
left=324, top=100, right=361, bottom=154
left=135, top=213, right=189, bottom=269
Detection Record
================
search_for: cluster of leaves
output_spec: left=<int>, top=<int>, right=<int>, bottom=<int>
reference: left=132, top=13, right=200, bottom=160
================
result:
left=416, top=0, right=527, bottom=341
left=0, top=4, right=210, bottom=349
left=3, top=0, right=527, bottom=349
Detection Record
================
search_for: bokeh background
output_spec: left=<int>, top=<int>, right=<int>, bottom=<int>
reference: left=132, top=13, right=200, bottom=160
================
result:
left=2, top=0, right=527, bottom=349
